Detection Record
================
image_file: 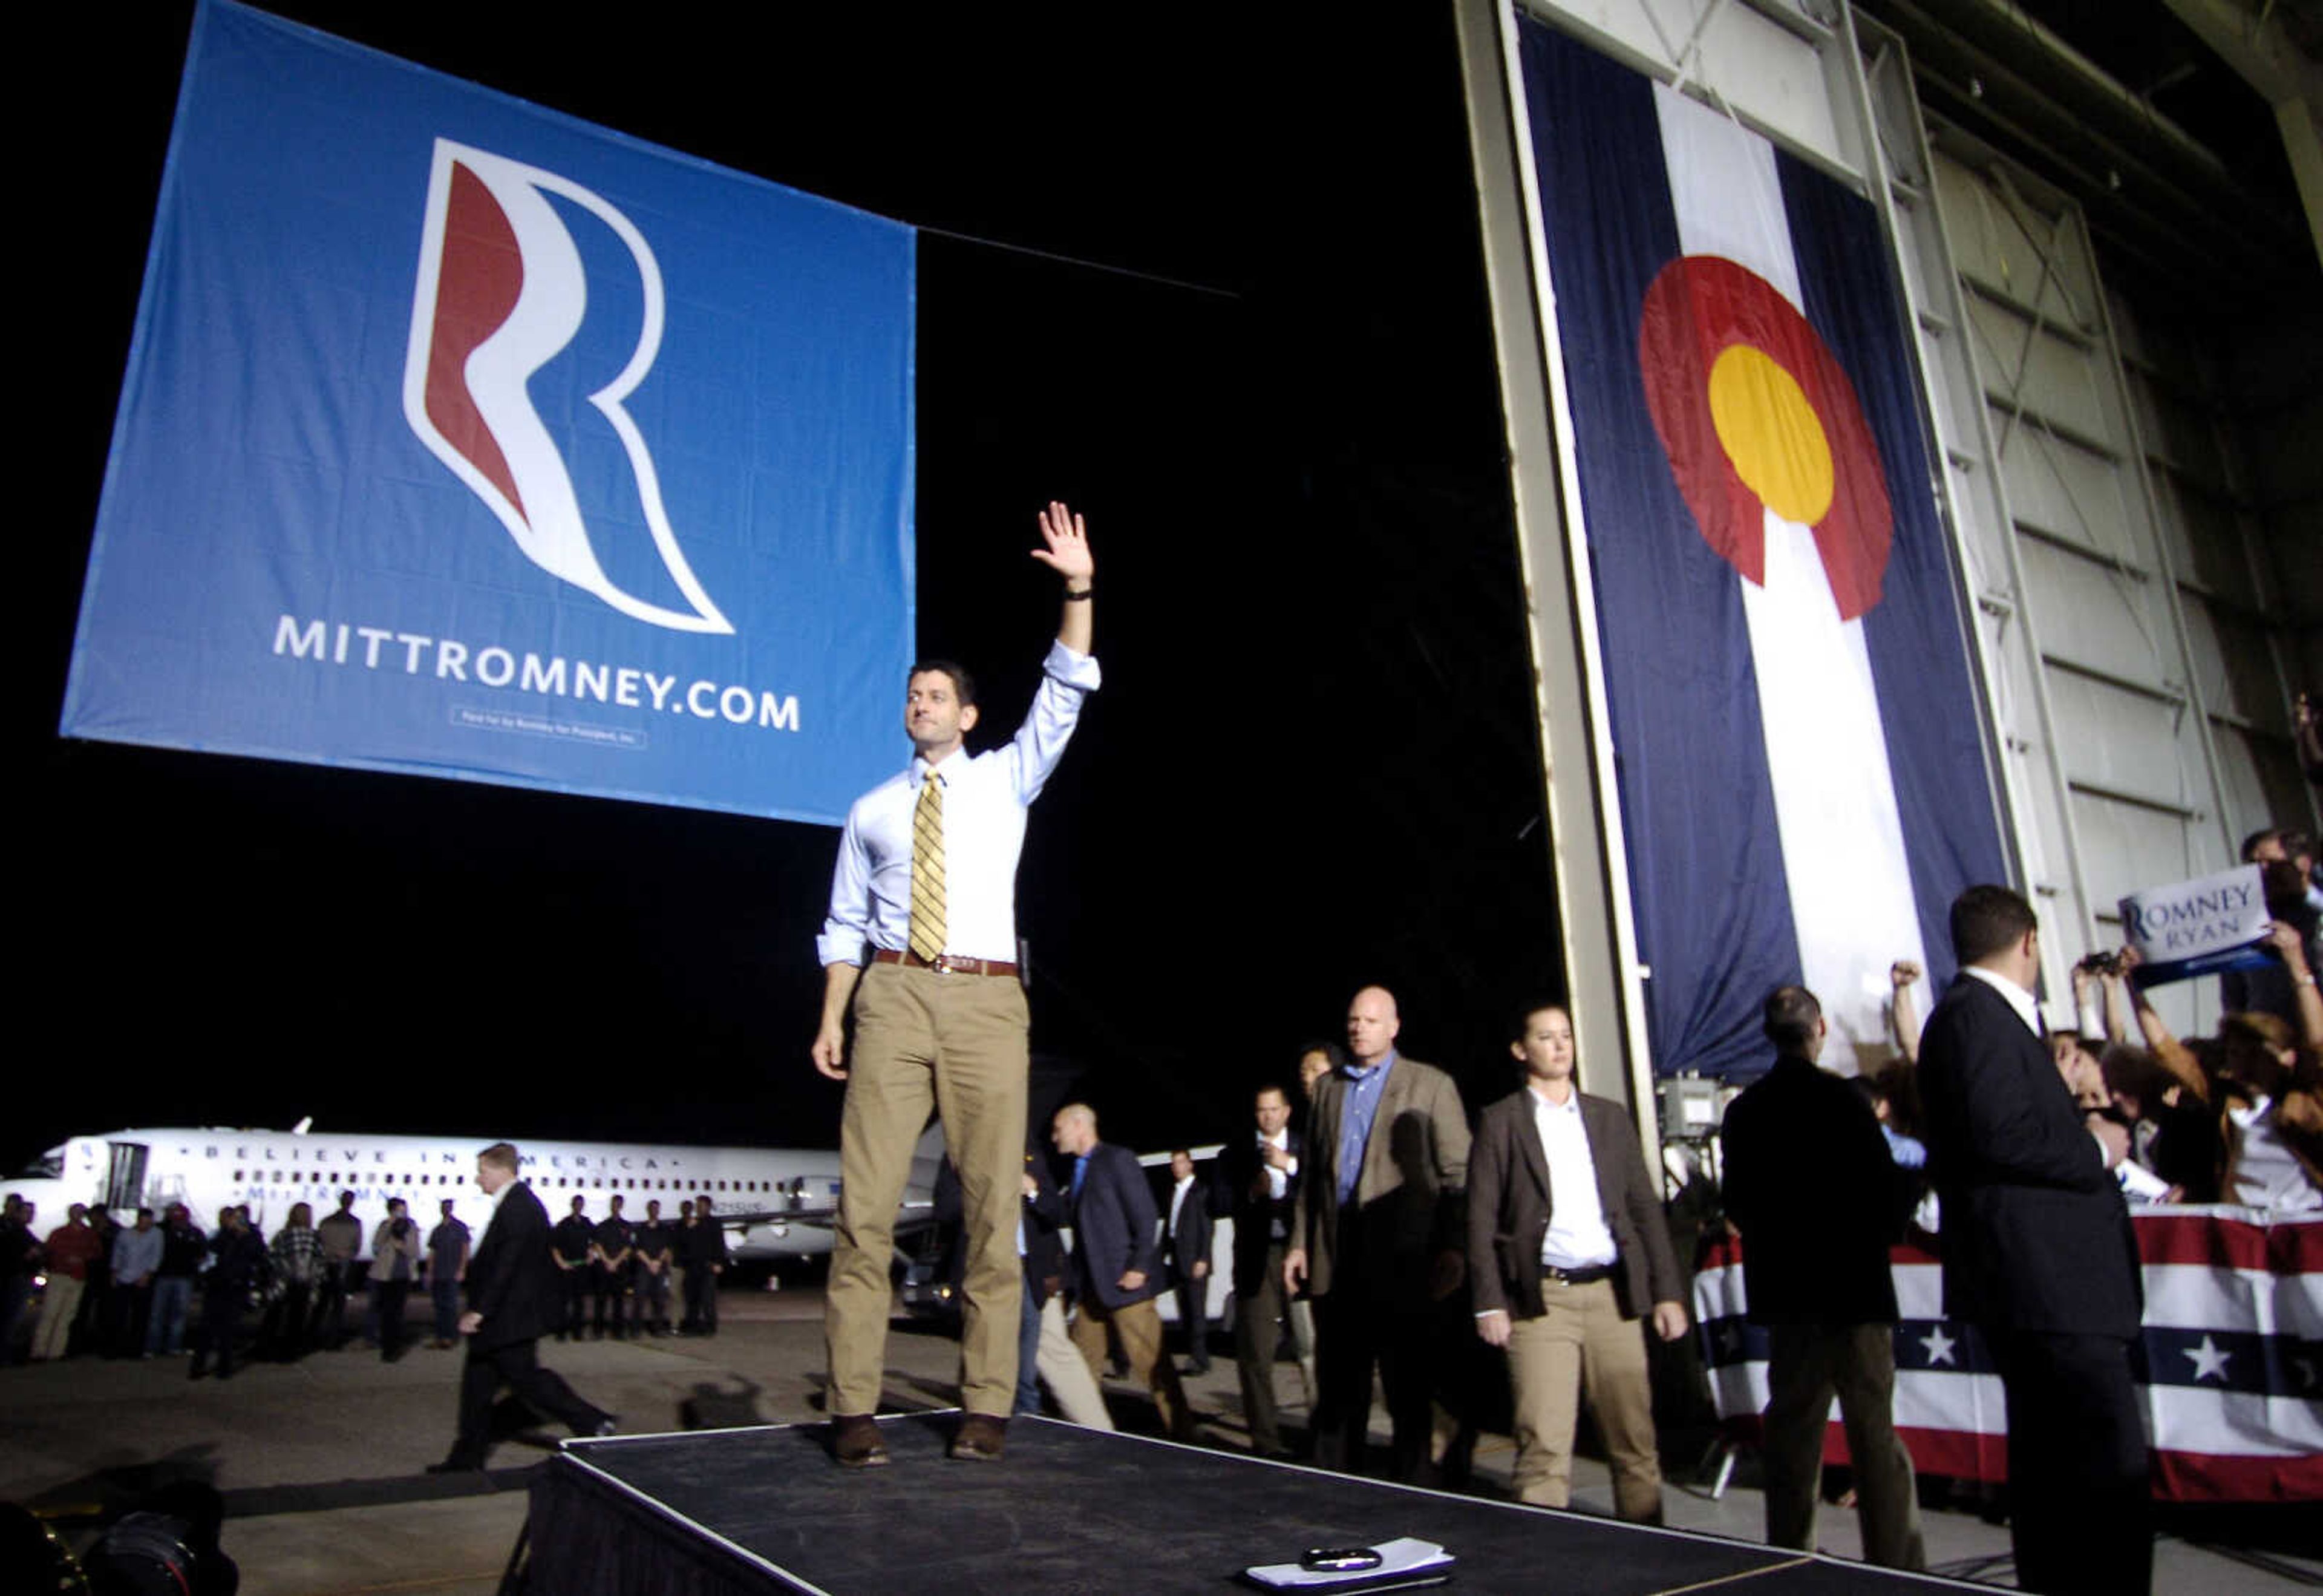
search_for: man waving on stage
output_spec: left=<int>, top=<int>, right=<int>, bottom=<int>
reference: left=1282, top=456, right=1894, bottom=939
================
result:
left=814, top=502, right=1099, bottom=1469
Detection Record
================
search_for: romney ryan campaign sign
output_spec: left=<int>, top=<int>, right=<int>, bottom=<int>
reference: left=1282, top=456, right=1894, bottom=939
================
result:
left=2120, top=865, right=2276, bottom=988
left=60, top=0, right=915, bottom=826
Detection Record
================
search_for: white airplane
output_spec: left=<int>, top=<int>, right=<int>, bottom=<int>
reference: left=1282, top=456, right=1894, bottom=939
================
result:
left=4, top=1123, right=944, bottom=1260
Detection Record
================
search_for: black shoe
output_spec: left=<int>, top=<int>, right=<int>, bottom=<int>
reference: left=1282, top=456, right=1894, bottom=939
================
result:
left=426, top=1457, right=482, bottom=1474
left=188, top=1360, right=208, bottom=1381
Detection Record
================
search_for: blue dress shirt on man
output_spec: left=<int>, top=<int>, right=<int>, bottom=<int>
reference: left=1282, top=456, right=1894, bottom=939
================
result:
left=1336, top=1052, right=1396, bottom=1206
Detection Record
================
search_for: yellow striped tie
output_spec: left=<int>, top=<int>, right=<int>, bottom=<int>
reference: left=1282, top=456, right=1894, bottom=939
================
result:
left=909, top=774, right=947, bottom=963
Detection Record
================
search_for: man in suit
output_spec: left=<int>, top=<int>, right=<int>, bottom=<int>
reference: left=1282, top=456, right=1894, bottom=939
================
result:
left=1286, top=986, right=1470, bottom=1480
left=1468, top=1001, right=1685, bottom=1519
left=1721, top=985, right=1924, bottom=1569
left=1051, top=1104, right=1192, bottom=1440
left=1225, top=1083, right=1302, bottom=1456
left=430, top=1143, right=615, bottom=1473
left=1162, top=1149, right=1214, bottom=1373
left=1013, top=1149, right=1111, bottom=1428
left=1917, top=885, right=2147, bottom=1596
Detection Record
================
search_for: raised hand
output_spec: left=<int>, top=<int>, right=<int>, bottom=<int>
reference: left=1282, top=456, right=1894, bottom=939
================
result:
left=1030, top=500, right=1093, bottom=587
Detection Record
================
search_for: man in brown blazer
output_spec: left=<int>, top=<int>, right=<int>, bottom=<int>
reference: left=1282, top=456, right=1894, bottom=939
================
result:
left=1286, top=986, right=1469, bottom=1479
left=1469, top=1002, right=1687, bottom=1520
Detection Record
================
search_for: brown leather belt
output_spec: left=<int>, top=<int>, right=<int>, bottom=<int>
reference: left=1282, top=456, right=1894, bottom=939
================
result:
left=1541, top=1263, right=1615, bottom=1286
left=871, top=947, right=1019, bottom=978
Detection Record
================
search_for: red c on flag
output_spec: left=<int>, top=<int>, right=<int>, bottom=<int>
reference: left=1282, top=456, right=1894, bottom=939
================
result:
left=1638, top=255, right=1890, bottom=621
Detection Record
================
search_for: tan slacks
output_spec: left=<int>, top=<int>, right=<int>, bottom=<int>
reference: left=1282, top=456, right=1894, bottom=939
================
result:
left=1762, top=1321, right=1925, bottom=1570
left=1036, top=1292, right=1112, bottom=1430
left=1068, top=1292, right=1192, bottom=1439
left=825, top=961, right=1027, bottom=1418
left=1506, top=1276, right=1662, bottom=1519
left=32, top=1275, right=84, bottom=1361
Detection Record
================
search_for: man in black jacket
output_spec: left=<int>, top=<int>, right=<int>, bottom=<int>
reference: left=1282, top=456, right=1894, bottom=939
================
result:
left=1162, top=1149, right=1214, bottom=1374
left=430, top=1144, right=615, bottom=1473
left=189, top=1208, right=265, bottom=1381
left=679, top=1200, right=728, bottom=1336
left=1722, top=985, right=1924, bottom=1570
left=1918, top=886, right=2146, bottom=1596
left=1224, top=1085, right=1302, bottom=1456
left=1054, top=1104, right=1191, bottom=1442
left=551, top=1197, right=592, bottom=1341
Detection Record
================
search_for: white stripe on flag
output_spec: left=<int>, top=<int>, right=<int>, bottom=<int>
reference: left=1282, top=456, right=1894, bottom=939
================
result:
left=1895, top=1367, right=2007, bottom=1437
left=1892, top=1261, right=1945, bottom=1322
left=2147, top=1383, right=2323, bottom=1455
left=1652, top=85, right=1929, bottom=1072
left=2143, top=1261, right=2309, bottom=1331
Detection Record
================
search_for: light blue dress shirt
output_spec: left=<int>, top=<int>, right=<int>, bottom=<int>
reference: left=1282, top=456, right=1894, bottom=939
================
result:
left=817, top=640, right=1101, bottom=966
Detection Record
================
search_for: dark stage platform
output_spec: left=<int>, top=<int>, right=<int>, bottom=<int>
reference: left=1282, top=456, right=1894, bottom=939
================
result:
left=524, top=1414, right=1985, bottom=1595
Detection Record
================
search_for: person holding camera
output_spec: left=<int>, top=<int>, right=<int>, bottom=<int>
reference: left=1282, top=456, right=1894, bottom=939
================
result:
left=370, top=1199, right=422, bottom=1362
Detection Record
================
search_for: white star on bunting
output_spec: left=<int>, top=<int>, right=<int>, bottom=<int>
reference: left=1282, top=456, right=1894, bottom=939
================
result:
left=2183, top=1335, right=2232, bottom=1383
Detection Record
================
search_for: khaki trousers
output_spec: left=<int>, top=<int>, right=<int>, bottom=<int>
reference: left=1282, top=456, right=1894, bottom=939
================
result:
left=32, top=1275, right=83, bottom=1361
left=824, top=962, right=1027, bottom=1417
left=1068, top=1293, right=1192, bottom=1439
left=1506, top=1276, right=1662, bottom=1520
left=1036, top=1292, right=1112, bottom=1430
left=1762, top=1321, right=1925, bottom=1570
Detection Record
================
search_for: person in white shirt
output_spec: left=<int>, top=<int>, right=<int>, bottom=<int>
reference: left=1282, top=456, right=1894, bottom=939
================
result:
left=813, top=501, right=1097, bottom=1470
left=1467, top=1003, right=1687, bottom=1519
left=1163, top=1150, right=1214, bottom=1373
left=1227, top=1083, right=1304, bottom=1456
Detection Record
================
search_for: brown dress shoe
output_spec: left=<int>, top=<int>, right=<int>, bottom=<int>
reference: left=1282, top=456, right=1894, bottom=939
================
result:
left=949, top=1413, right=1006, bottom=1462
left=831, top=1413, right=890, bottom=1470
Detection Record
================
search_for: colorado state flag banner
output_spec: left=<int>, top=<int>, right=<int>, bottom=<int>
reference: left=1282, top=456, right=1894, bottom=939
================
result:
left=1518, top=22, right=2010, bottom=1077
left=62, top=0, right=916, bottom=826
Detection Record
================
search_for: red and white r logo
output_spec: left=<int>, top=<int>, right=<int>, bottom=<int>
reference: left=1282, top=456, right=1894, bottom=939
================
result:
left=402, top=139, right=733, bottom=635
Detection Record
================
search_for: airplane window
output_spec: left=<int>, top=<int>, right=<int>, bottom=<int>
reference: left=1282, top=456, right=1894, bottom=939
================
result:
left=13, top=1151, right=65, bottom=1180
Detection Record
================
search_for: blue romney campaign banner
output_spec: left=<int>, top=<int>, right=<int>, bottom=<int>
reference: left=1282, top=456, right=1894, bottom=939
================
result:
left=61, top=0, right=915, bottom=826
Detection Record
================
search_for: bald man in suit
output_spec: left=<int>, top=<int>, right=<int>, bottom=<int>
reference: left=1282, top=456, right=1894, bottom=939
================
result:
left=1286, top=986, right=1469, bottom=1480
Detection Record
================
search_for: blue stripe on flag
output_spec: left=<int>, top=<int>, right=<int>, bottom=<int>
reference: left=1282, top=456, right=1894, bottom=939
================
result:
left=1518, top=19, right=2012, bottom=1076
left=1518, top=21, right=1800, bottom=1081
left=1777, top=155, right=2011, bottom=988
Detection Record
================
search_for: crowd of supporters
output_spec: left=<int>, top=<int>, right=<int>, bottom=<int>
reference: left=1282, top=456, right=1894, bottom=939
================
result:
left=0, top=1189, right=733, bottom=1374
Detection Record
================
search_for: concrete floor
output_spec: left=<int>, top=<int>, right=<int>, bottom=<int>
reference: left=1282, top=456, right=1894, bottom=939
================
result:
left=3, top=1286, right=2314, bottom=1594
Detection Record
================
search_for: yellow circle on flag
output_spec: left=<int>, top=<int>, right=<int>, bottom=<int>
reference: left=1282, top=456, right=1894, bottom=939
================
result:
left=1707, top=344, right=1835, bottom=526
